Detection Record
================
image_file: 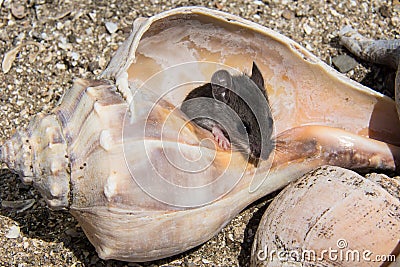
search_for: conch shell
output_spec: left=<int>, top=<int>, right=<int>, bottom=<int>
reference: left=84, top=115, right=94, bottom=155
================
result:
left=1, top=7, right=400, bottom=262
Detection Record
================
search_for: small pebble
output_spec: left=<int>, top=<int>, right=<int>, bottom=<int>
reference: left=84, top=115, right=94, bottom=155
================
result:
left=228, top=233, right=234, bottom=241
left=6, top=225, right=20, bottom=239
left=65, top=228, right=80, bottom=237
left=70, top=52, right=80, bottom=61
left=56, top=63, right=66, bottom=70
left=90, top=255, right=99, bottom=265
left=43, top=53, right=53, bottom=63
left=247, top=228, right=253, bottom=236
left=305, top=42, right=313, bottom=51
left=85, top=28, right=93, bottom=35
left=391, top=16, right=399, bottom=27
left=201, top=258, right=211, bottom=264
left=105, top=21, right=118, bottom=34
left=99, top=57, right=107, bottom=68
left=40, top=32, right=48, bottom=40
left=330, top=9, right=341, bottom=17
left=193, top=256, right=201, bottom=263
left=68, top=34, right=77, bottom=43
left=378, top=5, right=390, bottom=18
left=282, top=9, right=294, bottom=20
left=332, top=54, right=358, bottom=73
left=272, top=0, right=288, bottom=4
left=303, top=24, right=313, bottom=35
left=11, top=4, right=26, bottom=19
left=56, top=22, right=64, bottom=30
left=88, top=61, right=100, bottom=72
left=88, top=12, right=97, bottom=22
left=360, top=2, right=369, bottom=13
left=394, top=3, right=400, bottom=12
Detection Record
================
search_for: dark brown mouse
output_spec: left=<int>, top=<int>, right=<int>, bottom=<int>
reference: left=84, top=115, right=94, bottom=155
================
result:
left=180, top=62, right=274, bottom=160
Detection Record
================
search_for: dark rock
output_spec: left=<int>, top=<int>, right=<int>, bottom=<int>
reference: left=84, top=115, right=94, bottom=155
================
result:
left=332, top=54, right=358, bottom=73
left=379, top=5, right=391, bottom=18
left=88, top=61, right=100, bottom=72
left=67, top=34, right=77, bottom=43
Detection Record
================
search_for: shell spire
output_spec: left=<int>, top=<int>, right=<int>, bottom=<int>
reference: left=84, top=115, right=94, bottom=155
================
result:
left=0, top=78, right=126, bottom=211
left=1, top=111, right=70, bottom=210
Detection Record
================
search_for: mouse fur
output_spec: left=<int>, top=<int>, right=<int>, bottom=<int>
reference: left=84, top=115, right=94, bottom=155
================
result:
left=180, top=62, right=274, bottom=160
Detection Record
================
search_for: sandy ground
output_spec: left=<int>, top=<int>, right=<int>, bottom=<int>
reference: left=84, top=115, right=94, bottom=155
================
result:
left=0, top=0, right=399, bottom=266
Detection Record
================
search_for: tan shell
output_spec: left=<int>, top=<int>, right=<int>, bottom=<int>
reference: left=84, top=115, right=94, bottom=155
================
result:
left=251, top=166, right=400, bottom=267
left=1, top=7, right=400, bottom=262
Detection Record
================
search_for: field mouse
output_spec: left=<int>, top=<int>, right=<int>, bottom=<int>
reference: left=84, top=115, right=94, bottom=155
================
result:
left=180, top=62, right=274, bottom=160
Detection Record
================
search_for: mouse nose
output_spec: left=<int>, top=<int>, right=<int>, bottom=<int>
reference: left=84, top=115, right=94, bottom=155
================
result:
left=250, top=143, right=261, bottom=158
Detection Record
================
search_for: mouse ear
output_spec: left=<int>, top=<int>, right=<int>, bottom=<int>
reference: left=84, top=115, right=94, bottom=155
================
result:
left=250, top=62, right=265, bottom=92
left=211, top=70, right=233, bottom=102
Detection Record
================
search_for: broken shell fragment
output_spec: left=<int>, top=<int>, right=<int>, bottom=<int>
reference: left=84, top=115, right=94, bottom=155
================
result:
left=1, top=7, right=400, bottom=262
left=2, top=41, right=45, bottom=73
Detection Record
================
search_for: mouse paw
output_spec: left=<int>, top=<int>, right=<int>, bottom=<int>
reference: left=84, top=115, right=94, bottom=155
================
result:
left=212, top=126, right=231, bottom=150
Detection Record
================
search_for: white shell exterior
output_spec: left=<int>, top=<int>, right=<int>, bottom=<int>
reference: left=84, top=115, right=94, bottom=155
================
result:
left=251, top=166, right=400, bottom=267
